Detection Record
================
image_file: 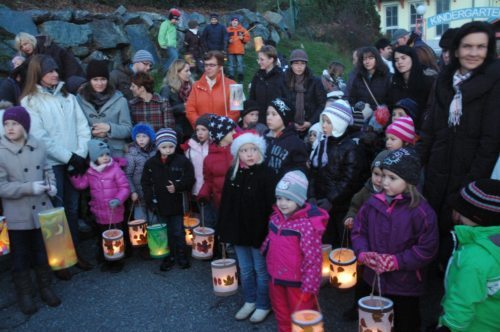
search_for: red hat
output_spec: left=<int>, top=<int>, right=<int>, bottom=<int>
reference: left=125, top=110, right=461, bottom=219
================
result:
left=169, top=8, right=181, bottom=20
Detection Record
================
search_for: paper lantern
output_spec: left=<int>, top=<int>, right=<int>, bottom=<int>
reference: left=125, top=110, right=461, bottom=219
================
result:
left=38, top=208, right=77, bottom=270
left=321, top=244, right=332, bottom=286
left=329, top=248, right=357, bottom=289
left=229, top=84, right=245, bottom=111
left=128, top=219, right=148, bottom=247
left=254, top=36, right=264, bottom=52
left=102, top=229, right=125, bottom=261
left=191, top=227, right=214, bottom=260
left=0, top=216, right=9, bottom=256
left=358, top=296, right=394, bottom=332
left=147, top=224, right=169, bottom=259
left=211, top=258, right=238, bottom=296
left=291, top=309, right=324, bottom=332
left=183, top=215, right=200, bottom=247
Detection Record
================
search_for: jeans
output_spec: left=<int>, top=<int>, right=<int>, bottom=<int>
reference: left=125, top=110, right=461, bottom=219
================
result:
left=158, top=215, right=185, bottom=257
left=227, top=54, right=244, bottom=77
left=133, top=205, right=147, bottom=220
left=234, top=245, right=270, bottom=310
left=197, top=201, right=218, bottom=229
left=163, top=47, right=179, bottom=72
left=8, top=229, right=49, bottom=272
left=52, top=165, right=80, bottom=246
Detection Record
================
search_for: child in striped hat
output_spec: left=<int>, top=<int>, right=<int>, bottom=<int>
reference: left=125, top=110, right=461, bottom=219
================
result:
left=385, top=116, right=416, bottom=151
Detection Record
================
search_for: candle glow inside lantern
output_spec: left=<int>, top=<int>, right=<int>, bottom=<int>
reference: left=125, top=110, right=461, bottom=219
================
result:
left=102, top=229, right=125, bottom=261
left=253, top=36, right=264, bottom=52
left=211, top=258, right=238, bottom=296
left=358, top=296, right=394, bottom=332
left=291, top=309, right=324, bottom=332
left=230, top=84, right=245, bottom=111
left=128, top=219, right=148, bottom=247
left=191, top=226, right=215, bottom=260
left=183, top=215, right=200, bottom=246
left=0, top=217, right=10, bottom=256
left=147, top=224, right=169, bottom=258
left=321, top=244, right=332, bottom=286
left=38, top=208, right=77, bottom=270
left=329, top=248, right=357, bottom=289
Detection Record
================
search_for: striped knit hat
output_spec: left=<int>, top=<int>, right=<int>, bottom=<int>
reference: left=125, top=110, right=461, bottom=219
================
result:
left=275, top=170, right=308, bottom=207
left=320, top=99, right=353, bottom=138
left=155, top=128, right=177, bottom=147
left=386, top=116, right=415, bottom=144
left=448, top=179, right=500, bottom=226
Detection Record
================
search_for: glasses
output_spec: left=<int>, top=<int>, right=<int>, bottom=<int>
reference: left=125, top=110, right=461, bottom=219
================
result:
left=141, top=62, right=153, bottom=68
left=204, top=63, right=218, bottom=68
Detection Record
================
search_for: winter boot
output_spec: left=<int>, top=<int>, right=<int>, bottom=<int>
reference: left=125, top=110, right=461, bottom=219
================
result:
left=34, top=266, right=61, bottom=307
left=176, top=247, right=190, bottom=269
left=160, top=255, right=175, bottom=271
left=12, top=271, right=37, bottom=315
left=76, top=251, right=93, bottom=271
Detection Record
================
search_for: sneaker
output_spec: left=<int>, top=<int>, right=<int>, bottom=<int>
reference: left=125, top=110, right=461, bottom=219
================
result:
left=249, top=308, right=271, bottom=323
left=235, top=302, right=256, bottom=320
left=160, top=256, right=175, bottom=272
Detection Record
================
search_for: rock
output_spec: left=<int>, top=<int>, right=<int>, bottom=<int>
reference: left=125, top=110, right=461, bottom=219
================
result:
left=51, top=9, right=73, bottom=22
left=263, top=11, right=283, bottom=26
left=124, top=24, right=160, bottom=65
left=73, top=10, right=93, bottom=23
left=137, top=11, right=166, bottom=22
left=270, top=28, right=280, bottom=44
left=249, top=23, right=270, bottom=41
left=232, top=8, right=267, bottom=28
left=70, top=46, right=90, bottom=58
left=25, top=9, right=52, bottom=24
left=122, top=13, right=143, bottom=26
left=0, top=7, right=38, bottom=37
left=114, top=5, right=127, bottom=16
left=85, top=50, right=108, bottom=62
left=89, top=20, right=129, bottom=50
left=39, top=21, right=92, bottom=48
left=0, top=41, right=16, bottom=73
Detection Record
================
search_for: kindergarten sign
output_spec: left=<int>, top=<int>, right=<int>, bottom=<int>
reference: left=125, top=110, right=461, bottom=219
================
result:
left=427, top=7, right=500, bottom=28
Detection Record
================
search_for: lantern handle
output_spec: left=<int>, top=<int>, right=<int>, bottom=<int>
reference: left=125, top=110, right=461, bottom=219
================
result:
left=127, top=200, right=136, bottom=223
left=293, top=292, right=323, bottom=315
left=370, top=272, right=384, bottom=308
left=107, top=206, right=116, bottom=230
left=336, top=226, right=351, bottom=262
left=200, top=202, right=205, bottom=229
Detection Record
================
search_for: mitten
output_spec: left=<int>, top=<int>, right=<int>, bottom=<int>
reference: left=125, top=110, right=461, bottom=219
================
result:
left=68, top=153, right=88, bottom=175
left=359, top=252, right=382, bottom=273
left=376, top=254, right=399, bottom=272
left=32, top=181, right=49, bottom=195
left=109, top=199, right=121, bottom=208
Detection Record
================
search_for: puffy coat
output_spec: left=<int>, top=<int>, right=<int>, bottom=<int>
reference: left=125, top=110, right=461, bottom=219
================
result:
left=0, top=136, right=55, bottom=230
left=71, top=158, right=130, bottom=224
left=352, top=193, right=439, bottom=296
left=181, top=138, right=209, bottom=196
left=348, top=70, right=392, bottom=109
left=21, top=82, right=91, bottom=166
left=261, top=203, right=329, bottom=294
left=249, top=66, right=287, bottom=124
left=159, top=84, right=192, bottom=140
left=125, top=143, right=156, bottom=199
left=201, top=23, right=228, bottom=52
left=227, top=24, right=250, bottom=55
left=109, top=64, right=134, bottom=100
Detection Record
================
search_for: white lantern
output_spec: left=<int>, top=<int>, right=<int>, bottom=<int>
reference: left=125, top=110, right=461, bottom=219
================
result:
left=211, top=258, right=238, bottom=296
left=329, top=248, right=357, bottom=289
left=358, top=296, right=394, bottom=332
left=183, top=215, right=200, bottom=246
left=291, top=309, right=324, bottom=332
left=128, top=219, right=148, bottom=247
left=321, top=244, right=332, bottom=286
left=102, top=229, right=125, bottom=261
left=191, top=227, right=215, bottom=260
left=229, top=84, right=245, bottom=111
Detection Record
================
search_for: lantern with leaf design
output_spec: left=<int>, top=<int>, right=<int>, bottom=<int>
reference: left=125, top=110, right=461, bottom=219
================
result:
left=183, top=215, right=200, bottom=246
left=321, top=244, right=332, bottom=286
left=102, top=229, right=125, bottom=261
left=128, top=219, right=148, bottom=247
left=211, top=258, right=238, bottom=296
left=230, top=84, right=245, bottom=111
left=192, top=226, right=214, bottom=260
left=0, top=217, right=10, bottom=256
left=329, top=248, right=357, bottom=289
left=358, top=296, right=394, bottom=332
left=291, top=309, right=324, bottom=332
left=147, top=223, right=169, bottom=258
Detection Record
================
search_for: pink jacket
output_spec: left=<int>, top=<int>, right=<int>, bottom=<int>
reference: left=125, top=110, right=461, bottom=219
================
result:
left=182, top=138, right=209, bottom=196
left=261, top=203, right=329, bottom=294
left=71, top=158, right=130, bottom=224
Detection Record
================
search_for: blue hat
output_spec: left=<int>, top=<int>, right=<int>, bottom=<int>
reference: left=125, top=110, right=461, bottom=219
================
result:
left=132, top=123, right=155, bottom=142
left=155, top=128, right=177, bottom=147
left=88, top=139, right=110, bottom=162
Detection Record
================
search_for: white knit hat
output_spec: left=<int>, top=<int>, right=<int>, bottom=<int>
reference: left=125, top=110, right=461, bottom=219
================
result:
left=230, top=130, right=266, bottom=161
left=320, top=99, right=353, bottom=137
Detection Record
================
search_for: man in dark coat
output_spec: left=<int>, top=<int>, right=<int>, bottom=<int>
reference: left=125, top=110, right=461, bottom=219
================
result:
left=201, top=13, right=228, bottom=53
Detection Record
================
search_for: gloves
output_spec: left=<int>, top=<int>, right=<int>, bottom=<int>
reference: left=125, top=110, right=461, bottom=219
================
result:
left=109, top=199, right=121, bottom=208
left=317, top=198, right=332, bottom=211
left=46, top=183, right=57, bottom=197
left=32, top=181, right=49, bottom=195
left=68, top=153, right=88, bottom=175
left=375, top=254, right=398, bottom=272
left=359, top=251, right=383, bottom=274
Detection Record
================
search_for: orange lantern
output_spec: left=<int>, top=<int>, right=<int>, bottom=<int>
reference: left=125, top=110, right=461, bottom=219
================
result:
left=0, top=216, right=9, bottom=256
left=191, top=226, right=215, bottom=260
left=291, top=309, right=324, bottom=331
left=102, top=229, right=125, bottom=261
left=183, top=215, right=200, bottom=246
left=230, top=84, right=244, bottom=111
left=254, top=36, right=264, bottom=52
left=329, top=248, right=357, bottom=289
left=128, top=219, right=148, bottom=247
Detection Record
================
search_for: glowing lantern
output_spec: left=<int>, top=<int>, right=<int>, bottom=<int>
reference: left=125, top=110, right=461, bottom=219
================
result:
left=230, top=84, right=245, bottom=111
left=102, top=229, right=125, bottom=261
left=254, top=36, right=264, bottom=52
left=128, top=219, right=148, bottom=247
left=321, top=244, right=332, bottom=286
left=0, top=217, right=10, bottom=256
left=191, top=227, right=214, bottom=260
left=38, top=208, right=77, bottom=270
left=147, top=224, right=169, bottom=258
left=211, top=258, right=238, bottom=296
left=291, top=309, right=324, bottom=332
left=183, top=215, right=200, bottom=246
left=358, top=296, right=394, bottom=332
left=329, top=248, right=357, bottom=289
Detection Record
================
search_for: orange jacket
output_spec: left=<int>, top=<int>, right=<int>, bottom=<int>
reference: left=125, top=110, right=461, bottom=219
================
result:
left=185, top=71, right=240, bottom=127
left=227, top=25, right=250, bottom=55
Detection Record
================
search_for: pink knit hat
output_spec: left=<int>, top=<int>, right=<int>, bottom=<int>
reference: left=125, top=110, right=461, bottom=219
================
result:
left=386, top=116, right=415, bottom=144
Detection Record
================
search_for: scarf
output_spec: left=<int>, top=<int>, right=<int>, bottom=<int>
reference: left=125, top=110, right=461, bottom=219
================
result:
left=310, top=137, right=329, bottom=168
left=89, top=90, right=113, bottom=111
left=293, top=75, right=306, bottom=125
left=448, top=70, right=472, bottom=127
left=178, top=81, right=192, bottom=102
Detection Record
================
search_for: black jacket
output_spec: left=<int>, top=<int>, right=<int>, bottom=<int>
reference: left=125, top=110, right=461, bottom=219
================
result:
left=348, top=70, right=391, bottom=109
left=34, top=36, right=85, bottom=81
left=184, top=29, right=204, bottom=59
left=159, top=85, right=193, bottom=140
left=249, top=66, right=287, bottom=123
left=201, top=23, right=228, bottom=52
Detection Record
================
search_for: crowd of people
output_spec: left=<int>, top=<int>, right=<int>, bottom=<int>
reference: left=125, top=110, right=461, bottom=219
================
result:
left=0, top=7, right=499, bottom=332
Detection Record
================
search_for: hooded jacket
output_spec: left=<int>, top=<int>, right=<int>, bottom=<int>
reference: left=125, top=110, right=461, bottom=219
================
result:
left=249, top=66, right=287, bottom=124
left=227, top=24, right=250, bottom=55
left=181, top=138, right=209, bottom=196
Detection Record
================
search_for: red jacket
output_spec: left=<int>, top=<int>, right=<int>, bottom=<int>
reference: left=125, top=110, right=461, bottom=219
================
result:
left=227, top=24, right=250, bottom=55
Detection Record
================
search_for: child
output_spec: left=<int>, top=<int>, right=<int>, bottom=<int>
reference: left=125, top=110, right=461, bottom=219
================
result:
left=305, top=122, right=321, bottom=155
left=125, top=123, right=156, bottom=220
left=352, top=148, right=439, bottom=332
left=71, top=139, right=130, bottom=273
left=0, top=106, right=60, bottom=314
left=142, top=128, right=195, bottom=271
left=391, top=98, right=418, bottom=123
left=239, top=100, right=267, bottom=136
left=385, top=116, right=416, bottom=151
left=437, top=179, right=500, bottom=332
left=218, top=130, right=275, bottom=323
left=261, top=171, right=329, bottom=332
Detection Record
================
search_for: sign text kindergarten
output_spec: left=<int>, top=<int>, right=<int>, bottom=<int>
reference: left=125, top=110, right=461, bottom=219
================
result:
left=427, top=7, right=500, bottom=28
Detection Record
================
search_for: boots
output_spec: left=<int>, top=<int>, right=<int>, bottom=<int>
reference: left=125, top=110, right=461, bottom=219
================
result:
left=76, top=252, right=93, bottom=271
left=160, top=255, right=175, bottom=271
left=12, top=271, right=37, bottom=315
left=176, top=247, right=190, bottom=269
left=34, top=266, right=61, bottom=307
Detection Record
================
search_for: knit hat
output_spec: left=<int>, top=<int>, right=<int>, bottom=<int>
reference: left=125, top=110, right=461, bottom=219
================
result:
left=230, top=130, right=266, bottom=160
left=210, top=13, right=219, bottom=19
left=3, top=106, right=30, bottom=133
left=448, top=179, right=500, bottom=227
left=208, top=115, right=236, bottom=145
left=352, top=101, right=368, bottom=128
left=275, top=170, right=308, bottom=207
left=155, top=128, right=177, bottom=147
left=386, top=116, right=416, bottom=144
left=241, top=99, right=260, bottom=118
left=439, top=28, right=458, bottom=50
left=326, top=90, right=344, bottom=99
left=320, top=99, right=353, bottom=138
left=382, top=148, right=421, bottom=185
left=86, top=59, right=109, bottom=80
left=394, top=98, right=418, bottom=122
left=188, top=20, right=199, bottom=29
left=168, top=8, right=181, bottom=20
left=269, top=98, right=294, bottom=126
left=371, top=150, right=391, bottom=170
left=195, top=114, right=212, bottom=129
left=131, top=123, right=155, bottom=142
left=289, top=49, right=308, bottom=63
left=40, top=55, right=58, bottom=77
left=231, top=16, right=239, bottom=22
left=88, top=139, right=110, bottom=162
left=391, top=29, right=410, bottom=45
left=65, top=76, right=87, bottom=94
left=132, top=50, right=155, bottom=65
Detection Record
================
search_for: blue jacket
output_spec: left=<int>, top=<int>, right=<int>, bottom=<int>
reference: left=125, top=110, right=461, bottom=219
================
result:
left=201, top=23, right=228, bottom=52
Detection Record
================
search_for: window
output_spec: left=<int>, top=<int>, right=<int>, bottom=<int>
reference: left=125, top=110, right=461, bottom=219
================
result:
left=410, top=2, right=424, bottom=32
left=436, top=0, right=450, bottom=36
left=385, top=5, right=398, bottom=38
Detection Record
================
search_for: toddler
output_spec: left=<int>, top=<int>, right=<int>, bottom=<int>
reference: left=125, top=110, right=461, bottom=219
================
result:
left=385, top=116, right=416, bottom=151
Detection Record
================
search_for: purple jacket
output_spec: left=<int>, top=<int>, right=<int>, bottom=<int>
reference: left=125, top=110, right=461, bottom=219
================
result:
left=351, top=193, right=438, bottom=296
left=261, top=203, right=329, bottom=294
left=71, top=158, right=130, bottom=224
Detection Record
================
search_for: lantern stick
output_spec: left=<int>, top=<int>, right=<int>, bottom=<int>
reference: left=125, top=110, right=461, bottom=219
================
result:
left=200, top=203, right=205, bottom=229
left=221, top=242, right=227, bottom=262
left=127, top=200, right=136, bottom=224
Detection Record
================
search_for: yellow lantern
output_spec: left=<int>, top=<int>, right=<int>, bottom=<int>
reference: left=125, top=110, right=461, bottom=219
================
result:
left=0, top=216, right=10, bottom=256
left=211, top=258, right=238, bottom=296
left=102, top=229, right=125, bottom=261
left=358, top=296, right=394, bottom=332
left=229, top=84, right=245, bottom=111
left=254, top=36, right=264, bottom=52
left=329, top=248, right=357, bottom=289
left=291, top=309, right=324, bottom=332
left=321, top=244, right=332, bottom=286
left=183, top=215, right=200, bottom=247
left=191, top=226, right=215, bottom=260
left=128, top=219, right=148, bottom=247
left=38, top=208, right=77, bottom=270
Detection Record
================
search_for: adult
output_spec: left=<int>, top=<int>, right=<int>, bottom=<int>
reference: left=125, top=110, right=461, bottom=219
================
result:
left=345, top=48, right=362, bottom=99
left=15, top=32, right=84, bottom=81
left=0, top=60, right=28, bottom=106
left=20, top=55, right=92, bottom=278
left=185, top=51, right=239, bottom=127
left=109, top=50, right=155, bottom=100
left=249, top=45, right=287, bottom=124
left=391, top=29, right=411, bottom=48
left=129, top=72, right=174, bottom=133
left=76, top=59, right=132, bottom=157
left=375, top=38, right=394, bottom=73
left=201, top=13, right=228, bottom=53
left=226, top=16, right=250, bottom=82
left=158, top=8, right=181, bottom=72
left=414, top=45, right=439, bottom=74
left=159, top=59, right=194, bottom=141
left=421, top=21, right=500, bottom=235
left=438, top=28, right=459, bottom=69
left=184, top=20, right=205, bottom=76
left=283, top=49, right=326, bottom=137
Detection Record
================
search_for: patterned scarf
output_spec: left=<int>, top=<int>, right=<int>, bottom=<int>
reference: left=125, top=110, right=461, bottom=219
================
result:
left=178, top=81, right=192, bottom=102
left=294, top=75, right=306, bottom=125
left=448, top=70, right=472, bottom=127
